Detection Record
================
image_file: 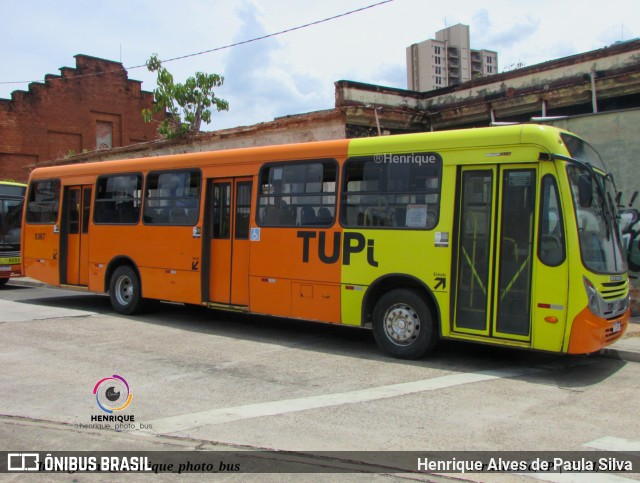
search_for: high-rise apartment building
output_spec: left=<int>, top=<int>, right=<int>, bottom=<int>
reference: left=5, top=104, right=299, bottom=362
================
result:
left=406, top=24, right=498, bottom=91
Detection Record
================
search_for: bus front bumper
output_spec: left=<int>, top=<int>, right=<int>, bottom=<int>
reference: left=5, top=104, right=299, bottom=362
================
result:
left=567, top=306, right=630, bottom=354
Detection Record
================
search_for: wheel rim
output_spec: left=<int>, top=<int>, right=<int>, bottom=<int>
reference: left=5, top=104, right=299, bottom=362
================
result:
left=383, top=303, right=420, bottom=346
left=114, top=274, right=134, bottom=306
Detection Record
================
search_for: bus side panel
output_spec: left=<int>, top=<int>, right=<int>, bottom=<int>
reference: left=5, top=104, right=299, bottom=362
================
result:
left=87, top=225, right=140, bottom=293
left=340, top=230, right=452, bottom=326
left=341, top=286, right=366, bottom=326
left=248, top=227, right=342, bottom=322
left=341, top=136, right=458, bottom=330
left=139, top=267, right=202, bottom=304
left=530, top=163, right=569, bottom=352
left=249, top=277, right=292, bottom=318
left=22, top=224, right=60, bottom=286
left=245, top=142, right=348, bottom=321
left=90, top=225, right=202, bottom=305
left=23, top=258, right=59, bottom=285
left=530, top=254, right=569, bottom=352
left=291, top=281, right=341, bottom=322
left=88, top=262, right=107, bottom=293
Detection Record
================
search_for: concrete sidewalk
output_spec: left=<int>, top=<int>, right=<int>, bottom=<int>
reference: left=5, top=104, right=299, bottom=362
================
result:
left=0, top=297, right=96, bottom=322
left=5, top=277, right=640, bottom=363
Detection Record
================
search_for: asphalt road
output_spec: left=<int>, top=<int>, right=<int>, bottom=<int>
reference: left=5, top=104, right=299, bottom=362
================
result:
left=1, top=283, right=639, bottom=482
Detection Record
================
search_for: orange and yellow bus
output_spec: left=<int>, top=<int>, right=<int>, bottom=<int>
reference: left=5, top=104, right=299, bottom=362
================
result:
left=22, top=124, right=630, bottom=358
left=0, top=181, right=27, bottom=286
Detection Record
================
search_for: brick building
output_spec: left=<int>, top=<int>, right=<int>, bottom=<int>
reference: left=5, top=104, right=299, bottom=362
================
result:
left=0, top=54, right=164, bottom=182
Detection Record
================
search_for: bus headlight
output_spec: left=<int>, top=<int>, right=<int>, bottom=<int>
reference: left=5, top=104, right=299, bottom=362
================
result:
left=583, top=276, right=602, bottom=317
left=619, top=295, right=630, bottom=313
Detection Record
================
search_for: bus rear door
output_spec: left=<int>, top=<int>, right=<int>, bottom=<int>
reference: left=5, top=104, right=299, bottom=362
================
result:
left=61, top=185, right=91, bottom=286
left=204, top=178, right=252, bottom=307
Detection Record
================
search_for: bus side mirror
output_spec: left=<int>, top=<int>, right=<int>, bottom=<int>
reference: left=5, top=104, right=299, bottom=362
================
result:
left=578, top=174, right=593, bottom=208
left=629, top=233, right=640, bottom=272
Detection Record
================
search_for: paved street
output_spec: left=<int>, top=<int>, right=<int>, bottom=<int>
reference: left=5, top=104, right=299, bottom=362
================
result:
left=1, top=282, right=639, bottom=482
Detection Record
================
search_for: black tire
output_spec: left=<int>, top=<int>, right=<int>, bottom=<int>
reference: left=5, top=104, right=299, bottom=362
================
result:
left=0, top=278, right=8, bottom=287
left=372, top=289, right=438, bottom=359
left=109, top=265, right=144, bottom=315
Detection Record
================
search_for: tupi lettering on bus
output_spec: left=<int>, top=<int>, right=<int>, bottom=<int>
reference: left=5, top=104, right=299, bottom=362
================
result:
left=297, top=231, right=378, bottom=267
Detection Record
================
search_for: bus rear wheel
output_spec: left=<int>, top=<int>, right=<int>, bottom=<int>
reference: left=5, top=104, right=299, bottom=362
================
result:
left=372, top=289, right=437, bottom=359
left=109, top=266, right=144, bottom=315
left=0, top=278, right=8, bottom=287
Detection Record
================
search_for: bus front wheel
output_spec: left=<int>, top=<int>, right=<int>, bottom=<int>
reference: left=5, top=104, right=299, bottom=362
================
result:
left=372, top=289, right=437, bottom=359
left=109, top=266, right=144, bottom=315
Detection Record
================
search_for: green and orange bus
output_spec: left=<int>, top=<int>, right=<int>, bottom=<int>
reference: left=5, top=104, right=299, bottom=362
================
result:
left=0, top=181, right=27, bottom=286
left=22, top=124, right=630, bottom=358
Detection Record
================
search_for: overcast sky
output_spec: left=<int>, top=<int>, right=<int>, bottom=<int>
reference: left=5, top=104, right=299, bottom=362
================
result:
left=1, top=0, right=638, bottom=131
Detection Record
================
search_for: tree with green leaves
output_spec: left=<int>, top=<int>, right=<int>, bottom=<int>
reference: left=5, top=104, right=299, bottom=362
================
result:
left=142, top=54, right=229, bottom=139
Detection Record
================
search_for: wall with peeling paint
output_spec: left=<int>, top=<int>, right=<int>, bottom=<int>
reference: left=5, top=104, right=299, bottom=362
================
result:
left=546, top=108, right=640, bottom=198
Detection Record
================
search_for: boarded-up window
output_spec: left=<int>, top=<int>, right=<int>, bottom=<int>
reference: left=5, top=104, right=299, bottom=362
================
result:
left=96, top=121, right=113, bottom=150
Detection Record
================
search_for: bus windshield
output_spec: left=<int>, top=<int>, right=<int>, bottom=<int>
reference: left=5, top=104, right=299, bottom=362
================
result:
left=0, top=198, right=24, bottom=245
left=564, top=135, right=626, bottom=274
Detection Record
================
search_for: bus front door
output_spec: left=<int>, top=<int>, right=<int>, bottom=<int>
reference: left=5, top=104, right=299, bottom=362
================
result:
left=62, top=185, right=91, bottom=286
left=205, top=178, right=252, bottom=307
left=453, top=166, right=536, bottom=343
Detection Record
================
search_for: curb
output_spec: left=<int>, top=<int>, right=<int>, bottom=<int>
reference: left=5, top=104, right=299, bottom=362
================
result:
left=597, top=345, right=640, bottom=364
left=7, top=277, right=48, bottom=288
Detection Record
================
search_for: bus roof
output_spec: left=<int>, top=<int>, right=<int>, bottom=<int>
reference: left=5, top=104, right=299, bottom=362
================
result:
left=28, top=138, right=351, bottom=180
left=348, top=123, right=569, bottom=156
left=27, top=124, right=574, bottom=181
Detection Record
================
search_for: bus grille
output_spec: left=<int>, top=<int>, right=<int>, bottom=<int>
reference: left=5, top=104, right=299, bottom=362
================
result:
left=595, top=279, right=629, bottom=320
left=600, top=280, right=627, bottom=300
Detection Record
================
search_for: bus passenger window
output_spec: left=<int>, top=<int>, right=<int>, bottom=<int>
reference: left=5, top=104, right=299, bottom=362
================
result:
left=341, top=153, right=442, bottom=229
left=143, top=169, right=201, bottom=226
left=538, top=175, right=565, bottom=266
left=235, top=182, right=252, bottom=239
left=26, top=179, right=60, bottom=224
left=257, top=160, right=337, bottom=227
left=94, top=173, right=142, bottom=225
